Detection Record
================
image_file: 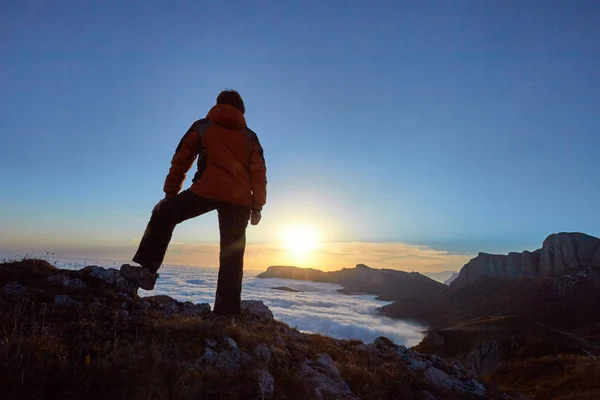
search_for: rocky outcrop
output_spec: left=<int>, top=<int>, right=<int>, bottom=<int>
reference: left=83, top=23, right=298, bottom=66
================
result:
left=452, top=233, right=600, bottom=288
left=0, top=259, right=522, bottom=400
left=464, top=340, right=516, bottom=376
left=373, top=337, right=489, bottom=397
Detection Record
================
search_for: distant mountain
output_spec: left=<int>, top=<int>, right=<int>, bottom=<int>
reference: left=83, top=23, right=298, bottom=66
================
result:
left=258, top=264, right=447, bottom=301
left=379, top=272, right=600, bottom=330
left=375, top=232, right=600, bottom=400
left=443, top=272, right=459, bottom=285
left=451, top=232, right=600, bottom=288
left=422, top=270, right=460, bottom=284
left=378, top=232, right=600, bottom=330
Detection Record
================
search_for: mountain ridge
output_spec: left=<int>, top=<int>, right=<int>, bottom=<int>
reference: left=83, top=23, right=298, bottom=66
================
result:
left=258, top=263, right=448, bottom=301
left=451, top=232, right=600, bottom=288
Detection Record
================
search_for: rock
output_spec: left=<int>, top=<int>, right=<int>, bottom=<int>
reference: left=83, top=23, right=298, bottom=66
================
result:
left=253, top=343, right=272, bottom=365
left=422, top=391, right=437, bottom=400
left=427, top=330, right=445, bottom=347
left=83, top=266, right=137, bottom=294
left=355, top=343, right=379, bottom=355
left=47, top=274, right=87, bottom=290
left=240, top=351, right=253, bottom=367
left=205, top=338, right=218, bottom=349
left=241, top=300, right=274, bottom=322
left=118, top=310, right=129, bottom=320
left=256, top=369, right=275, bottom=399
left=47, top=274, right=69, bottom=287
left=215, top=350, right=241, bottom=372
left=197, top=348, right=218, bottom=367
left=465, top=340, right=509, bottom=375
left=274, top=335, right=286, bottom=347
left=429, top=355, right=449, bottom=370
left=222, top=337, right=240, bottom=352
left=403, top=352, right=430, bottom=371
left=84, top=266, right=119, bottom=285
left=181, top=302, right=211, bottom=318
left=396, top=345, right=408, bottom=356
left=316, top=353, right=341, bottom=379
left=214, top=337, right=241, bottom=372
left=424, top=367, right=455, bottom=391
left=300, top=353, right=359, bottom=400
left=452, top=233, right=600, bottom=288
left=145, top=295, right=179, bottom=314
left=541, top=233, right=600, bottom=274
left=137, top=301, right=151, bottom=310
left=450, top=360, right=469, bottom=379
left=373, top=336, right=397, bottom=352
left=1, top=282, right=27, bottom=296
left=54, top=294, right=81, bottom=309
left=466, top=378, right=486, bottom=396
left=69, top=278, right=87, bottom=290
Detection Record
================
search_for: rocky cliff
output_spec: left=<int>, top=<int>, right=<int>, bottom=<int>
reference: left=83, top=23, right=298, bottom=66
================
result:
left=451, top=232, right=600, bottom=288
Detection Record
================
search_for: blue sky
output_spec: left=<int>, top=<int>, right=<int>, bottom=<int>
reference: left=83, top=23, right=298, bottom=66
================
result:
left=1, top=1, right=599, bottom=270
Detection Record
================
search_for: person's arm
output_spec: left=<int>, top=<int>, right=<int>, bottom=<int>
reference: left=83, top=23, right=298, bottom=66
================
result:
left=248, top=129, right=267, bottom=210
left=163, top=122, right=201, bottom=198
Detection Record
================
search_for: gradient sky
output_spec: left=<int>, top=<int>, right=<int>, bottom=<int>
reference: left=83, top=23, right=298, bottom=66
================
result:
left=1, top=1, right=599, bottom=271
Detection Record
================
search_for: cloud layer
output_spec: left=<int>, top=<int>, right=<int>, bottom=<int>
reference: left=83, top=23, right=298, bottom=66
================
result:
left=140, top=264, right=426, bottom=346
left=16, top=256, right=426, bottom=347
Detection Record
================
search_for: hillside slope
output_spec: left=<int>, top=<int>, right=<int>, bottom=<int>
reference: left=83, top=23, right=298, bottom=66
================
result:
left=0, top=259, right=518, bottom=400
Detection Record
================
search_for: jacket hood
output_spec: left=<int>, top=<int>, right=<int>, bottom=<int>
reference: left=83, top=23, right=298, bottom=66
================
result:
left=206, top=104, right=247, bottom=129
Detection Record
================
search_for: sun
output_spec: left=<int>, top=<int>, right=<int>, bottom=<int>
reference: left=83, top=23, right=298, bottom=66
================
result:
left=280, top=223, right=320, bottom=254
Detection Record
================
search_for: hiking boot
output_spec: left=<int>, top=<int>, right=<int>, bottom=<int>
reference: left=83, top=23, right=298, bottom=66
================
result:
left=120, top=264, right=159, bottom=290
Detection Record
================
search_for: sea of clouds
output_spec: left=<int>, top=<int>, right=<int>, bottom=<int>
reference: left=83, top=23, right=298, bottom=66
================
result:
left=2, top=254, right=425, bottom=346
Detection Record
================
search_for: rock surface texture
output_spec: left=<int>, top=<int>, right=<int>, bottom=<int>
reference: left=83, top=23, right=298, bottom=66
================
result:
left=451, top=232, right=600, bottom=288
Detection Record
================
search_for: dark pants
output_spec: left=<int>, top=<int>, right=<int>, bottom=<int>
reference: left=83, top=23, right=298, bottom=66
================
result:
left=133, top=189, right=250, bottom=316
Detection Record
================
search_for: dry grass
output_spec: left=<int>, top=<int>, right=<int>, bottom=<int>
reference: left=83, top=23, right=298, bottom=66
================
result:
left=0, top=259, right=448, bottom=400
left=489, top=355, right=600, bottom=400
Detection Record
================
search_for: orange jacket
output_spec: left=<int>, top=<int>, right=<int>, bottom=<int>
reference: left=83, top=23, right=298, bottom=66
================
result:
left=163, top=104, right=267, bottom=209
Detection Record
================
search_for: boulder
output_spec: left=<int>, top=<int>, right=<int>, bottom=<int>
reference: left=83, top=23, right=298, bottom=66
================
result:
left=215, top=337, right=241, bottom=372
left=253, top=342, right=272, bottom=365
left=465, top=340, right=509, bottom=375
left=181, top=301, right=211, bottom=318
left=241, top=300, right=274, bottom=322
left=197, top=348, right=218, bottom=367
left=82, top=266, right=138, bottom=295
left=300, top=353, right=360, bottom=400
left=256, top=369, right=275, bottom=399
left=1, top=282, right=27, bottom=296
left=424, top=367, right=455, bottom=391
left=54, top=294, right=81, bottom=309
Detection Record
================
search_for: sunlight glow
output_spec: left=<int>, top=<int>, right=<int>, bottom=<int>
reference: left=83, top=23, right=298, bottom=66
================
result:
left=280, top=223, right=321, bottom=254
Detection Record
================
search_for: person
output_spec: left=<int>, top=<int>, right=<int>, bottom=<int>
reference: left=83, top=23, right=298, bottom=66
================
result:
left=121, top=90, right=267, bottom=317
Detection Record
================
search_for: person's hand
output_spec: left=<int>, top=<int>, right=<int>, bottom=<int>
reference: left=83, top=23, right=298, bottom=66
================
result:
left=250, top=209, right=262, bottom=226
